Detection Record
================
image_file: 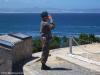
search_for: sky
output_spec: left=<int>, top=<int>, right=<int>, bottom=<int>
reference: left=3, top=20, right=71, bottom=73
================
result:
left=0, top=0, right=100, bottom=9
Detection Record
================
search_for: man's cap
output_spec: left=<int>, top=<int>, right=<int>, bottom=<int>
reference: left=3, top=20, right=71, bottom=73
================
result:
left=41, top=11, right=48, bottom=18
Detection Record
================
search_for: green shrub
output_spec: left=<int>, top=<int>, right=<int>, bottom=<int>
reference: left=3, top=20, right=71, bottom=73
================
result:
left=53, top=35, right=61, bottom=43
left=72, top=37, right=79, bottom=46
left=50, top=35, right=61, bottom=49
left=62, top=36, right=69, bottom=47
left=32, top=34, right=100, bottom=53
left=50, top=40, right=60, bottom=49
left=32, top=38, right=42, bottom=53
left=79, top=33, right=100, bottom=44
left=89, top=33, right=96, bottom=43
left=95, top=37, right=100, bottom=43
left=79, top=33, right=90, bottom=45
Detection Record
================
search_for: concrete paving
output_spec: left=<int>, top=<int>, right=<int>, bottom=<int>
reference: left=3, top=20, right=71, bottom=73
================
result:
left=24, top=57, right=100, bottom=75
left=23, top=48, right=100, bottom=75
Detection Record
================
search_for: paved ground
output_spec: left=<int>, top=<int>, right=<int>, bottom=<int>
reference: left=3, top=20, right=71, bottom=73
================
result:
left=24, top=57, right=100, bottom=75
left=23, top=46, right=100, bottom=75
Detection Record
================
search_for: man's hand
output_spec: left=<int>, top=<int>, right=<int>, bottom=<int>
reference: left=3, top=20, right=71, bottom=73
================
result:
left=48, top=15, right=55, bottom=30
left=48, top=15, right=53, bottom=22
left=42, top=37, right=46, bottom=41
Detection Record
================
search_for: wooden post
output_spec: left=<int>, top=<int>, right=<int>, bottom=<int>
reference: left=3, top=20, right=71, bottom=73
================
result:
left=69, top=35, right=72, bottom=54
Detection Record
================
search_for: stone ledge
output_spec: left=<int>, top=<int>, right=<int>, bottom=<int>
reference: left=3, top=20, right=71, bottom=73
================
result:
left=56, top=54, right=100, bottom=73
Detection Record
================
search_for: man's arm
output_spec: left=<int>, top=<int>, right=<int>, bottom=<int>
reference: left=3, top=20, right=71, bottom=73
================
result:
left=0, top=59, right=3, bottom=65
left=40, top=22, right=48, bottom=41
left=48, top=15, right=55, bottom=30
left=40, top=22, right=48, bottom=37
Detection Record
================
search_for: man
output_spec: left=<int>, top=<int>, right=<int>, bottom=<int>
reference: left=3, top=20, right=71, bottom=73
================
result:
left=40, top=11, right=55, bottom=70
left=0, top=59, right=3, bottom=65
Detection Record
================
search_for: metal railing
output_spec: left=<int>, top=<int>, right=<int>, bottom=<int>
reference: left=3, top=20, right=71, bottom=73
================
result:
left=69, top=35, right=100, bottom=54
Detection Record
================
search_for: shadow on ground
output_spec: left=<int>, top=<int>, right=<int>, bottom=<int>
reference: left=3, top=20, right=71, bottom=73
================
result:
left=12, top=56, right=39, bottom=75
left=50, top=67, right=72, bottom=71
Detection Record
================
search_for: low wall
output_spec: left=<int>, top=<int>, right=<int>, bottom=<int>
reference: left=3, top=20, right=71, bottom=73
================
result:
left=0, top=33, right=32, bottom=74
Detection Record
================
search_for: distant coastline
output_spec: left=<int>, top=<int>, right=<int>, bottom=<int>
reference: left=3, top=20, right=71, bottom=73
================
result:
left=0, top=12, right=100, bottom=14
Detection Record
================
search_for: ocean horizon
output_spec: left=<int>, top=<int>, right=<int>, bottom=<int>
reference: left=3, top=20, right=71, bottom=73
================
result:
left=0, top=13, right=100, bottom=39
left=0, top=12, right=100, bottom=13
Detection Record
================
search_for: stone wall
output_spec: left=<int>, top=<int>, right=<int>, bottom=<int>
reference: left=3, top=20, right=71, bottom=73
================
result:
left=0, top=46, right=12, bottom=74
left=0, top=34, right=32, bottom=74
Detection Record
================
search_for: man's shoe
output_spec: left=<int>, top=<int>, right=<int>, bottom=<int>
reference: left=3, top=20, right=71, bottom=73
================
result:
left=41, top=64, right=51, bottom=70
left=45, top=65, right=51, bottom=70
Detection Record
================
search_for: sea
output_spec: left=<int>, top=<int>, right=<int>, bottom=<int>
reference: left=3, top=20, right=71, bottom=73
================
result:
left=0, top=13, right=100, bottom=39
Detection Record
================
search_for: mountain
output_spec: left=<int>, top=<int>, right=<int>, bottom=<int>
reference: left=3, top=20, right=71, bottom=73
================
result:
left=0, top=8, right=67, bottom=13
left=0, top=8, right=100, bottom=13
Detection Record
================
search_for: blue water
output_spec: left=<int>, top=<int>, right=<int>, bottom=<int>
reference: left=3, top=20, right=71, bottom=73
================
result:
left=0, top=13, right=100, bottom=38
